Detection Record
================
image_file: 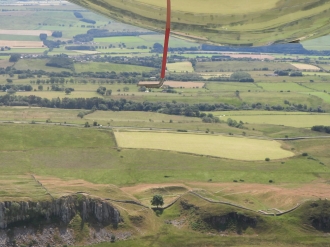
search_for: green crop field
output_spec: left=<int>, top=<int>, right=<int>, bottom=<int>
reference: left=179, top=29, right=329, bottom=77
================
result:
left=14, top=59, right=72, bottom=72
left=114, top=131, right=294, bottom=160
left=196, top=61, right=296, bottom=72
left=256, top=83, right=313, bottom=92
left=74, top=62, right=154, bottom=73
left=239, top=91, right=323, bottom=108
left=167, top=61, right=194, bottom=73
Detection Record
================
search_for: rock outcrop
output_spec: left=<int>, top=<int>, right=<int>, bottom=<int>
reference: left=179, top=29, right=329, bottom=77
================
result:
left=204, top=212, right=258, bottom=234
left=0, top=195, right=121, bottom=229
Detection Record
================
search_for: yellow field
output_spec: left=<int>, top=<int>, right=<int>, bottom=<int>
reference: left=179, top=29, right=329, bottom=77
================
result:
left=134, top=0, right=278, bottom=14
left=219, top=114, right=330, bottom=128
left=114, top=131, right=294, bottom=161
left=291, top=63, right=320, bottom=71
left=167, top=61, right=194, bottom=73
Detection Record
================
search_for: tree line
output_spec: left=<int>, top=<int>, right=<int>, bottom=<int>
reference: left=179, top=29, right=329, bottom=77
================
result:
left=311, top=125, right=330, bottom=134
left=0, top=95, right=325, bottom=115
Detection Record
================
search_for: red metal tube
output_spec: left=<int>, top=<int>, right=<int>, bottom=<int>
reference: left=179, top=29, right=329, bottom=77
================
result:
left=161, top=0, right=171, bottom=79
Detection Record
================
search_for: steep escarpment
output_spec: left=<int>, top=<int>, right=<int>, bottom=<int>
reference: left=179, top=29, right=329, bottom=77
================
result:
left=0, top=195, right=128, bottom=247
left=0, top=195, right=121, bottom=229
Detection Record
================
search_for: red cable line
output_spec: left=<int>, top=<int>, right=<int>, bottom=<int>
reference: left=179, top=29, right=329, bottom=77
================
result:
left=161, top=0, right=171, bottom=79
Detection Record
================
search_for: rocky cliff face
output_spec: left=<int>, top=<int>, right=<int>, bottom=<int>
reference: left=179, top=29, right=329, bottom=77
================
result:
left=0, top=195, right=121, bottom=229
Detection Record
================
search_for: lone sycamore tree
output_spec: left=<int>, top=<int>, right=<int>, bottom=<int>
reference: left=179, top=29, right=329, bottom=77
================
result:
left=150, top=195, right=164, bottom=208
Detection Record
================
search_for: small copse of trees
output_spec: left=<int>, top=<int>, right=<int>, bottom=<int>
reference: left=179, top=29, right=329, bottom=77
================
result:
left=311, top=125, right=330, bottom=134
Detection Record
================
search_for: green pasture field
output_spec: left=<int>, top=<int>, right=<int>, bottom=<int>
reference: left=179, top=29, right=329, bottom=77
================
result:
left=239, top=91, right=324, bottom=108
left=95, top=48, right=150, bottom=53
left=211, top=110, right=315, bottom=116
left=256, top=83, right=313, bottom=92
left=219, top=114, right=330, bottom=128
left=303, top=92, right=330, bottom=103
left=0, top=107, right=82, bottom=123
left=0, top=107, right=263, bottom=137
left=320, top=64, right=330, bottom=70
left=54, top=83, right=139, bottom=93
left=108, top=91, right=243, bottom=105
left=206, top=82, right=258, bottom=92
left=74, top=62, right=154, bottom=73
left=94, top=36, right=144, bottom=44
left=0, top=123, right=328, bottom=187
left=87, top=110, right=201, bottom=123
left=0, top=124, right=113, bottom=151
left=0, top=175, right=50, bottom=201
left=249, top=72, right=324, bottom=83
left=16, top=91, right=99, bottom=99
left=195, top=61, right=296, bottom=72
left=302, top=35, right=330, bottom=51
left=0, top=6, right=143, bottom=44
left=0, top=34, right=39, bottom=41
left=167, top=61, right=194, bottom=73
left=304, top=82, right=330, bottom=91
left=14, top=59, right=72, bottom=72
left=84, top=233, right=330, bottom=247
left=115, top=131, right=294, bottom=161
left=94, top=34, right=196, bottom=49
left=303, top=72, right=330, bottom=76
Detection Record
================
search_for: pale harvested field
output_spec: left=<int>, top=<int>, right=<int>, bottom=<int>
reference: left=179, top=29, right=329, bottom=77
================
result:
left=114, top=131, right=294, bottom=161
left=164, top=81, right=205, bottom=88
left=120, top=181, right=330, bottom=210
left=138, top=81, right=205, bottom=88
left=291, top=63, right=320, bottom=71
left=220, top=114, right=330, bottom=128
left=0, top=60, right=14, bottom=68
left=34, top=176, right=135, bottom=201
left=167, top=61, right=194, bottom=73
left=0, top=40, right=44, bottom=47
left=187, top=181, right=330, bottom=210
left=227, top=54, right=275, bottom=60
left=0, top=30, right=52, bottom=36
